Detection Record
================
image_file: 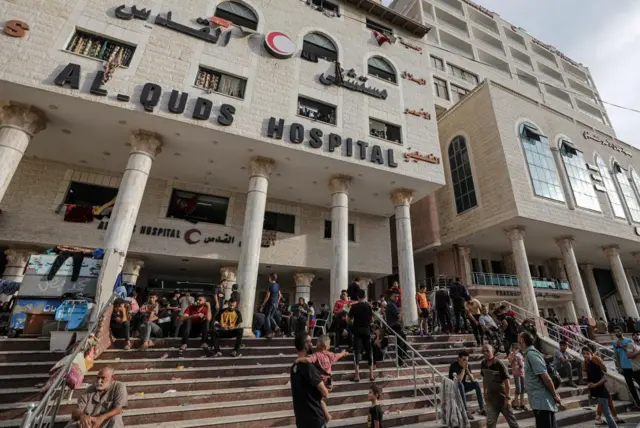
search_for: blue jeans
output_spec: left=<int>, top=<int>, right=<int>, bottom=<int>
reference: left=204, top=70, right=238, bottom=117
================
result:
left=597, top=397, right=618, bottom=428
left=263, top=304, right=278, bottom=334
left=457, top=381, right=484, bottom=410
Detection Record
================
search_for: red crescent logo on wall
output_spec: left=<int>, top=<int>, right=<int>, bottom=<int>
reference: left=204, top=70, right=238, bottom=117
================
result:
left=264, top=31, right=295, bottom=59
left=184, top=228, right=201, bottom=245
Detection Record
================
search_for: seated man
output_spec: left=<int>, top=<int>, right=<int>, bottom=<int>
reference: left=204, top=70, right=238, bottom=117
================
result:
left=279, top=300, right=292, bottom=337
left=110, top=298, right=131, bottom=350
left=209, top=298, right=243, bottom=357
left=156, top=298, right=175, bottom=338
left=139, top=293, right=162, bottom=349
left=554, top=340, right=583, bottom=387
left=448, top=350, right=486, bottom=420
left=290, top=297, right=310, bottom=336
left=332, top=290, right=351, bottom=351
left=179, top=295, right=214, bottom=354
left=65, top=366, right=126, bottom=428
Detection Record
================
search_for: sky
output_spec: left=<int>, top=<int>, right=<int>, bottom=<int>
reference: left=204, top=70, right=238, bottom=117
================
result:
left=383, top=0, right=640, bottom=146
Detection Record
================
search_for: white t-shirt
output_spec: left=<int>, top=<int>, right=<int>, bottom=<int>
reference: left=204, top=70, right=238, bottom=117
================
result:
left=627, top=342, right=640, bottom=372
left=179, top=296, right=195, bottom=314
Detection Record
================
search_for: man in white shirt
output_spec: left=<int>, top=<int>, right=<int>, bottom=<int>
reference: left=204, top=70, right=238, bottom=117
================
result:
left=174, top=290, right=195, bottom=337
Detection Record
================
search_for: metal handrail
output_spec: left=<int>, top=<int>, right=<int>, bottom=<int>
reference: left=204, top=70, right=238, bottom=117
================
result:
left=21, top=293, right=119, bottom=428
left=373, top=312, right=452, bottom=418
left=496, top=300, right=617, bottom=363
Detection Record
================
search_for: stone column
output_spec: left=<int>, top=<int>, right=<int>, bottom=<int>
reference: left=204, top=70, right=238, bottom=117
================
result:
left=392, top=188, right=419, bottom=326
left=0, top=103, right=46, bottom=203
left=359, top=277, right=373, bottom=300
left=550, top=146, right=575, bottom=210
left=503, top=252, right=516, bottom=275
left=95, top=131, right=162, bottom=310
left=3, top=249, right=37, bottom=282
left=237, top=157, right=275, bottom=333
left=505, top=227, right=539, bottom=316
left=632, top=253, right=640, bottom=296
left=293, top=272, right=315, bottom=303
left=580, top=263, right=607, bottom=322
left=625, top=269, right=638, bottom=298
left=603, top=245, right=639, bottom=318
left=329, top=175, right=352, bottom=305
left=220, top=266, right=238, bottom=300
left=551, top=258, right=568, bottom=281
left=121, top=258, right=144, bottom=284
left=567, top=301, right=578, bottom=324
left=556, top=237, right=592, bottom=319
left=458, top=246, right=473, bottom=285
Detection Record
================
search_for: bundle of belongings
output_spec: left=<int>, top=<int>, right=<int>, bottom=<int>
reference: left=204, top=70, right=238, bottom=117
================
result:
left=43, top=333, right=99, bottom=391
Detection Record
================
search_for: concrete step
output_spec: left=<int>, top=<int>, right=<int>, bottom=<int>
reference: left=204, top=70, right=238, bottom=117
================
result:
left=0, top=338, right=50, bottom=351
left=0, top=350, right=64, bottom=363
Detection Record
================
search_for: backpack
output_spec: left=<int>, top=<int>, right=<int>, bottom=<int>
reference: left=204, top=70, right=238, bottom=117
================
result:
left=526, top=349, right=561, bottom=390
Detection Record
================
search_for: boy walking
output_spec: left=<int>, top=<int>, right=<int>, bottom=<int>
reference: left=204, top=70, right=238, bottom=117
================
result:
left=368, top=384, right=383, bottom=428
left=415, top=285, right=430, bottom=336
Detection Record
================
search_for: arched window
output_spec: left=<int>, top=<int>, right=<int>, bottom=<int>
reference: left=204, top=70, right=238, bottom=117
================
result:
left=596, top=155, right=626, bottom=219
left=367, top=56, right=396, bottom=83
left=519, top=123, right=565, bottom=202
left=630, top=169, right=640, bottom=203
left=214, top=1, right=258, bottom=30
left=448, top=136, right=477, bottom=214
left=559, top=140, right=600, bottom=211
left=302, top=32, right=338, bottom=62
left=613, top=161, right=640, bottom=222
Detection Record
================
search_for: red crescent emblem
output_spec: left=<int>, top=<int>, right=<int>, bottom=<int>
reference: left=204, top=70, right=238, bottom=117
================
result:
left=264, top=31, right=295, bottom=59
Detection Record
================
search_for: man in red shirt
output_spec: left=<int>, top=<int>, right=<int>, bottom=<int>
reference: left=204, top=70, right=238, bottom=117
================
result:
left=179, top=295, right=215, bottom=354
left=332, top=290, right=352, bottom=352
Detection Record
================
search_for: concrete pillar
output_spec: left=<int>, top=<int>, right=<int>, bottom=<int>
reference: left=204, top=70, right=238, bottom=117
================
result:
left=581, top=263, right=607, bottom=322
left=293, top=272, right=315, bottom=303
left=359, top=277, right=373, bottom=300
left=95, top=131, right=162, bottom=310
left=237, top=157, right=275, bottom=333
left=632, top=253, right=640, bottom=296
left=505, top=227, right=539, bottom=316
left=550, top=146, right=576, bottom=210
left=540, top=264, right=551, bottom=278
left=0, top=103, right=46, bottom=203
left=556, top=237, right=592, bottom=319
left=121, top=259, right=144, bottom=284
left=567, top=301, right=578, bottom=323
left=3, top=249, right=37, bottom=282
left=550, top=258, right=568, bottom=281
left=625, top=269, right=638, bottom=298
left=220, top=266, right=237, bottom=300
left=603, top=245, right=639, bottom=318
left=458, top=246, right=473, bottom=285
left=391, top=188, right=419, bottom=326
left=329, top=175, right=352, bottom=305
left=503, top=252, right=516, bottom=275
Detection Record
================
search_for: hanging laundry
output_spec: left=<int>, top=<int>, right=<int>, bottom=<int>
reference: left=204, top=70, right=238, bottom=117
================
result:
left=93, top=198, right=115, bottom=219
left=63, top=204, right=94, bottom=223
left=372, top=30, right=391, bottom=46
left=47, top=252, right=84, bottom=281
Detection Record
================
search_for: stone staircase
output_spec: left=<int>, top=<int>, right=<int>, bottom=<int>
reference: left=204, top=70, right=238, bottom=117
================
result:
left=0, top=333, right=636, bottom=427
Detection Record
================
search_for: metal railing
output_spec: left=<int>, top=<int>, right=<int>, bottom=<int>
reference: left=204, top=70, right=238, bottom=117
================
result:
left=21, top=293, right=119, bottom=428
left=471, top=272, right=570, bottom=291
left=496, top=300, right=617, bottom=365
left=373, top=312, right=462, bottom=421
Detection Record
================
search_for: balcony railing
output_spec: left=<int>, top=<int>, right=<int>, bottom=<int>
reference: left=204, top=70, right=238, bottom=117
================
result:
left=471, top=272, right=570, bottom=290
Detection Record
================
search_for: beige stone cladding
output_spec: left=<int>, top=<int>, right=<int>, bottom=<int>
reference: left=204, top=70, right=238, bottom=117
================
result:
left=0, top=157, right=392, bottom=276
left=434, top=83, right=518, bottom=245
left=0, top=0, right=443, bottom=188
left=489, top=82, right=640, bottom=242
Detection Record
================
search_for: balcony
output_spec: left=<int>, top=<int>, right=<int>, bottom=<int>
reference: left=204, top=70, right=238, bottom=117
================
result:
left=510, top=47, right=533, bottom=70
left=531, top=43, right=557, bottom=66
left=477, top=48, right=510, bottom=76
left=439, top=29, right=475, bottom=59
left=543, top=83, right=573, bottom=107
left=422, top=0, right=436, bottom=22
left=562, top=60, right=590, bottom=86
left=435, top=6, right=469, bottom=38
left=472, top=26, right=505, bottom=56
left=516, top=68, right=539, bottom=89
left=436, top=0, right=464, bottom=16
left=537, top=62, right=564, bottom=85
left=504, top=26, right=526, bottom=49
left=471, top=272, right=570, bottom=290
left=568, top=78, right=598, bottom=104
left=576, top=99, right=605, bottom=124
left=467, top=8, right=499, bottom=35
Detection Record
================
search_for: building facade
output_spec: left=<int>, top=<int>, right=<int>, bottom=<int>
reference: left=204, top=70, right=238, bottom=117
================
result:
left=0, top=0, right=444, bottom=326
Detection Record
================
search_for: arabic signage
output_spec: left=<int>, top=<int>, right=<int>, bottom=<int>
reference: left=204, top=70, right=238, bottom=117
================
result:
left=583, top=131, right=632, bottom=158
left=460, top=0, right=494, bottom=17
left=3, top=20, right=29, bottom=38
left=405, top=109, right=431, bottom=120
left=320, top=62, right=388, bottom=100
left=10, top=298, right=62, bottom=330
left=531, top=38, right=582, bottom=68
left=471, top=287, right=564, bottom=300
left=402, top=72, right=426, bottom=86
left=264, top=31, right=295, bottom=59
left=404, top=150, right=439, bottom=165
left=184, top=229, right=236, bottom=245
left=267, top=117, right=398, bottom=168
left=54, top=63, right=236, bottom=126
left=21, top=255, right=103, bottom=298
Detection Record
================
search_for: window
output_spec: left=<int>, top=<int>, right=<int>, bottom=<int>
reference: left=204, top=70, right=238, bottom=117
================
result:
left=613, top=163, right=640, bottom=222
left=324, top=220, right=356, bottom=242
left=560, top=141, right=600, bottom=212
left=430, top=55, right=445, bottom=71
left=302, top=32, right=338, bottom=62
left=367, top=56, right=396, bottom=83
left=298, top=96, right=336, bottom=125
left=369, top=118, right=402, bottom=143
left=448, top=63, right=479, bottom=85
left=311, top=0, right=339, bottom=13
left=167, top=190, right=229, bottom=225
left=450, top=84, right=469, bottom=103
left=630, top=169, right=640, bottom=208
left=366, top=18, right=393, bottom=36
left=448, top=136, right=477, bottom=214
left=65, top=30, right=135, bottom=66
left=264, top=211, right=295, bottom=234
left=519, top=124, right=565, bottom=202
left=596, top=155, right=626, bottom=219
left=64, top=182, right=118, bottom=207
left=433, top=77, right=449, bottom=100
left=214, top=1, right=258, bottom=30
left=195, top=67, right=247, bottom=99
